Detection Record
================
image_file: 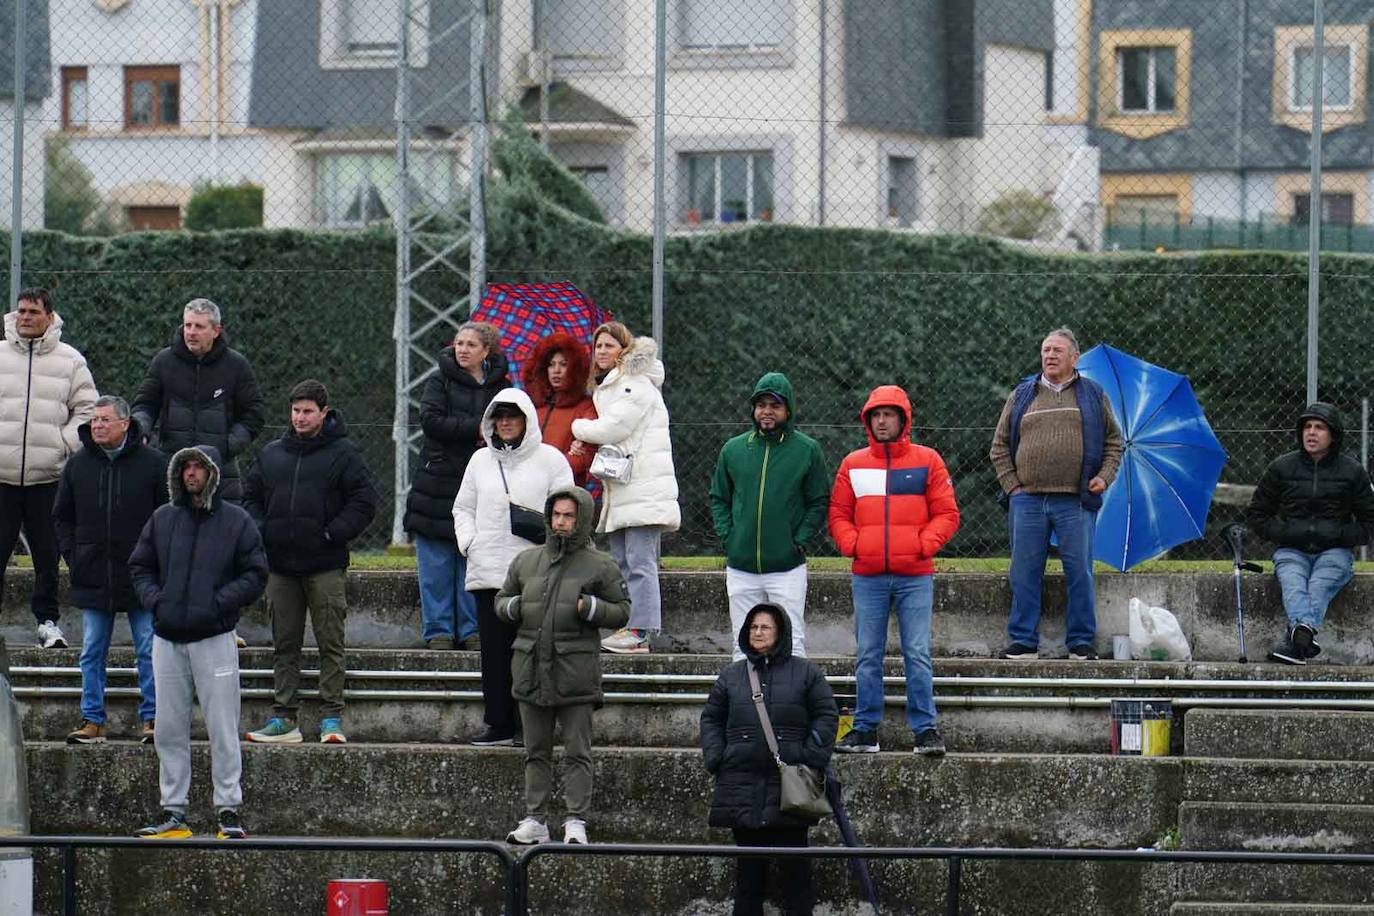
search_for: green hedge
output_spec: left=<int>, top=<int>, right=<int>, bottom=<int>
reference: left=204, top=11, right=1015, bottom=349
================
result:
left=4, top=149, right=1355, bottom=557
left=185, top=183, right=265, bottom=231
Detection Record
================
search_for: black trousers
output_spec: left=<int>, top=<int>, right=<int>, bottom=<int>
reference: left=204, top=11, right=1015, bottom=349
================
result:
left=0, top=482, right=60, bottom=624
left=732, top=825, right=813, bottom=916
left=474, top=588, right=519, bottom=734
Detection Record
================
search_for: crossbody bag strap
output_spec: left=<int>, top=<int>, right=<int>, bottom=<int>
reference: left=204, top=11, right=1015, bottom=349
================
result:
left=746, top=664, right=783, bottom=766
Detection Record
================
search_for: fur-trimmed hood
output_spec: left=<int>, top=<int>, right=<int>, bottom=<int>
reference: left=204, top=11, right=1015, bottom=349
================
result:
left=523, top=332, right=593, bottom=408
left=614, top=336, right=666, bottom=388
left=167, top=445, right=223, bottom=509
left=4, top=310, right=66, bottom=355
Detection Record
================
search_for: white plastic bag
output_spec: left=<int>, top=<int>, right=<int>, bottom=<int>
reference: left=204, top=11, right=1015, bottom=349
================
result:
left=1127, top=597, right=1192, bottom=661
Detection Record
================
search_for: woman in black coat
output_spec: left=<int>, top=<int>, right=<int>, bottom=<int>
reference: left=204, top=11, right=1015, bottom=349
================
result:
left=700, top=603, right=837, bottom=916
left=402, top=321, right=510, bottom=650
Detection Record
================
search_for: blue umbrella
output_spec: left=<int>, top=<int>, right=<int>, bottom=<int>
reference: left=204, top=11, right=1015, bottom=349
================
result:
left=1075, top=344, right=1228, bottom=570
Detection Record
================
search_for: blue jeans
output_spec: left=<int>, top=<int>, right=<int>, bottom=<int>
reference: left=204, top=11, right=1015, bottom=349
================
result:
left=1008, top=493, right=1097, bottom=649
left=851, top=574, right=935, bottom=733
left=1273, top=547, right=1353, bottom=630
left=81, top=607, right=155, bottom=723
left=416, top=536, right=478, bottom=643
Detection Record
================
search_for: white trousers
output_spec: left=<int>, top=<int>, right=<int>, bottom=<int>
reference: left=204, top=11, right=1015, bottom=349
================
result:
left=726, top=565, right=808, bottom=661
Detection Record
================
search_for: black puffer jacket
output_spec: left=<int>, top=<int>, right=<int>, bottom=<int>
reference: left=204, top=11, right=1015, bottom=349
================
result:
left=243, top=410, right=378, bottom=577
left=700, top=606, right=837, bottom=830
left=403, top=347, right=511, bottom=541
left=52, top=418, right=168, bottom=613
left=130, top=329, right=265, bottom=502
left=129, top=446, right=269, bottom=643
left=1246, top=402, right=1374, bottom=553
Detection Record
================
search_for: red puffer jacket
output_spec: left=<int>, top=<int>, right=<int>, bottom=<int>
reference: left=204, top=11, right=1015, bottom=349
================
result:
left=827, top=386, right=960, bottom=577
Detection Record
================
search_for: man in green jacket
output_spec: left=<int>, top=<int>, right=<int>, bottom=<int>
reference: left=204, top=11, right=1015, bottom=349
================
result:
left=495, top=486, right=631, bottom=845
left=709, top=372, right=830, bottom=659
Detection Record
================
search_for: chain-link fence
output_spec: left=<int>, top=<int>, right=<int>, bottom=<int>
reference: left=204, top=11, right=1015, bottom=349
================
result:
left=4, top=0, right=1370, bottom=559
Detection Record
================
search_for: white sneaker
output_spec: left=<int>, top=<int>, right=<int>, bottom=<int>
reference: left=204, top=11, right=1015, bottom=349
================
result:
left=600, top=628, right=649, bottom=654
left=562, top=818, right=588, bottom=844
left=506, top=817, right=550, bottom=845
left=37, top=620, right=67, bottom=649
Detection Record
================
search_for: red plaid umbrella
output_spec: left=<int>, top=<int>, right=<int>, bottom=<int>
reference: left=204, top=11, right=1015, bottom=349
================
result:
left=472, top=281, right=613, bottom=384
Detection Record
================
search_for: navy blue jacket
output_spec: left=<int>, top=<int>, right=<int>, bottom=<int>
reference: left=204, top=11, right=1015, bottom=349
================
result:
left=129, top=446, right=268, bottom=643
left=1006, top=373, right=1108, bottom=510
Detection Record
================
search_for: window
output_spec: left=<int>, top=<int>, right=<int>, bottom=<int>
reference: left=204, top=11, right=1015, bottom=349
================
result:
left=1291, top=45, right=1354, bottom=110
left=124, top=66, right=180, bottom=130
left=126, top=206, right=181, bottom=231
left=684, top=152, right=773, bottom=224
left=678, top=0, right=787, bottom=51
left=885, top=156, right=917, bottom=227
left=1117, top=47, right=1175, bottom=113
left=569, top=166, right=616, bottom=218
left=315, top=152, right=456, bottom=228
left=543, top=0, right=623, bottom=64
left=346, top=0, right=399, bottom=56
left=1293, top=192, right=1355, bottom=225
left=1109, top=194, right=1179, bottom=225
left=62, top=67, right=88, bottom=131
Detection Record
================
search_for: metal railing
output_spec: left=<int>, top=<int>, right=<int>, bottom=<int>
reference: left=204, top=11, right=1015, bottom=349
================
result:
left=6, top=835, right=1374, bottom=915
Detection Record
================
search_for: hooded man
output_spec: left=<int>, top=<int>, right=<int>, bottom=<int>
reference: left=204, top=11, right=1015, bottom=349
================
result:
left=828, top=385, right=960, bottom=756
left=1, top=287, right=98, bottom=649
left=1246, top=402, right=1374, bottom=665
left=454, top=388, right=574, bottom=746
left=709, top=372, right=829, bottom=659
left=53, top=395, right=168, bottom=745
left=243, top=380, right=378, bottom=745
left=128, top=445, right=268, bottom=840
left=495, top=486, right=632, bottom=846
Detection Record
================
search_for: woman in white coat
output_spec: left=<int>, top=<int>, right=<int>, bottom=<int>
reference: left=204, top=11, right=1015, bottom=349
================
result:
left=454, top=388, right=573, bottom=745
left=571, top=321, right=680, bottom=655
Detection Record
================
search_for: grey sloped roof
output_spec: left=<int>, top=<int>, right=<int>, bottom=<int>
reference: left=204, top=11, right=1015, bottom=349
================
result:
left=249, top=0, right=470, bottom=130
left=519, top=83, right=633, bottom=127
left=0, top=0, right=53, bottom=102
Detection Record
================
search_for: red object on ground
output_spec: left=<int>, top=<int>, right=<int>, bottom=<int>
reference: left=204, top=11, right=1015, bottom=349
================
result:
left=326, top=879, right=388, bottom=915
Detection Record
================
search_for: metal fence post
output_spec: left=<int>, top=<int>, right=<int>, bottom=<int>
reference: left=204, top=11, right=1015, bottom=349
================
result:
left=651, top=0, right=667, bottom=351
left=390, top=0, right=414, bottom=547
left=469, top=0, right=487, bottom=308
left=62, top=844, right=76, bottom=916
left=946, top=854, right=962, bottom=916
left=507, top=852, right=528, bottom=916
left=9, top=0, right=26, bottom=307
left=1306, top=0, right=1325, bottom=404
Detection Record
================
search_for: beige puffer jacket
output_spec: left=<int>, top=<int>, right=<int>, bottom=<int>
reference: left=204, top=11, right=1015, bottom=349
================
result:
left=0, top=312, right=98, bottom=486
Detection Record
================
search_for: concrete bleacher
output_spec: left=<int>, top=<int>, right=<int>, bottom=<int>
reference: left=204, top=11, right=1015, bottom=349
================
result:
left=7, top=567, right=1374, bottom=913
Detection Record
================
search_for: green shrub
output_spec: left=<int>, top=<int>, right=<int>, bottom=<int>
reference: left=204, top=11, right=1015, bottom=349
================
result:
left=44, top=138, right=124, bottom=236
left=978, top=190, right=1060, bottom=240
left=184, top=183, right=265, bottom=231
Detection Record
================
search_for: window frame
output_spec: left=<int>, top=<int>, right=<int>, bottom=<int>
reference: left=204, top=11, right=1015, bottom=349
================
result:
left=1288, top=43, right=1357, bottom=112
left=319, top=0, right=430, bottom=70
left=61, top=66, right=88, bottom=132
left=1272, top=25, right=1368, bottom=132
left=1115, top=46, right=1176, bottom=114
left=123, top=65, right=181, bottom=131
left=1097, top=29, right=1192, bottom=139
left=668, top=0, right=795, bottom=70
left=682, top=151, right=774, bottom=226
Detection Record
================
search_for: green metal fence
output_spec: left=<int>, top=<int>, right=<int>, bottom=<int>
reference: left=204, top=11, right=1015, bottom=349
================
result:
left=1106, top=213, right=1374, bottom=254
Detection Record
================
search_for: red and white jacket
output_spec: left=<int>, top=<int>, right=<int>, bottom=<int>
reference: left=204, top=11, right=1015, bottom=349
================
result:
left=827, top=386, right=960, bottom=577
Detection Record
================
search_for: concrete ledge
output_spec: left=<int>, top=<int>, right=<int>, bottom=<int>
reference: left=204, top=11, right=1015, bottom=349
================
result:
left=1172, top=905, right=1374, bottom=915
left=1183, top=759, right=1374, bottom=806
left=1180, top=801, right=1374, bottom=852
left=1185, top=710, right=1374, bottom=762
left=9, top=567, right=1374, bottom=662
left=1172, top=863, right=1374, bottom=906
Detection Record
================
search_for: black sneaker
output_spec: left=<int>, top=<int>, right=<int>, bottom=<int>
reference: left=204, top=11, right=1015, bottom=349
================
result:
left=1269, top=632, right=1306, bottom=666
left=216, top=809, right=247, bottom=840
left=135, top=810, right=192, bottom=839
left=835, top=730, right=880, bottom=754
left=1068, top=644, right=1099, bottom=661
left=1291, top=624, right=1319, bottom=659
left=999, top=644, right=1038, bottom=660
left=512, top=730, right=525, bottom=748
left=913, top=729, right=946, bottom=757
left=468, top=726, right=517, bottom=747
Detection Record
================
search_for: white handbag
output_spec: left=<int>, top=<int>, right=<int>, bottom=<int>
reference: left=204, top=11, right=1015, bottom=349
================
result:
left=589, top=443, right=634, bottom=483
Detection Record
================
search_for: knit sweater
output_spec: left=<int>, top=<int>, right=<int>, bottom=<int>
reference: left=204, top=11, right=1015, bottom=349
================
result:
left=990, top=377, right=1123, bottom=495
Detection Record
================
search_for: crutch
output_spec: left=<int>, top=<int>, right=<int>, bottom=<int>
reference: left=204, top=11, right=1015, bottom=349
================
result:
left=1224, top=524, right=1263, bottom=664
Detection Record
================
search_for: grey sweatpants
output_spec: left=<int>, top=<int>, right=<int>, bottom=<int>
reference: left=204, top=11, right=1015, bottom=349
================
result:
left=152, top=631, right=243, bottom=812
left=608, top=525, right=662, bottom=631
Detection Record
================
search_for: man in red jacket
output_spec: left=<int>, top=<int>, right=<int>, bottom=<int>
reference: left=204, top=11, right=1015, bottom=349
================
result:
left=828, top=386, right=960, bottom=756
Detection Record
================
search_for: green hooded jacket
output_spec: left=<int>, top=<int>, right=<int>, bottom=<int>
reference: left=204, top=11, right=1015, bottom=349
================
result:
left=495, top=486, right=632, bottom=707
left=708, top=372, right=830, bottom=574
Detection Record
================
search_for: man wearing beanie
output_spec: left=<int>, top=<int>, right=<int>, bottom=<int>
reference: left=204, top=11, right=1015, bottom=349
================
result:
left=244, top=380, right=378, bottom=744
left=989, top=327, right=1123, bottom=661
left=1246, top=402, right=1374, bottom=665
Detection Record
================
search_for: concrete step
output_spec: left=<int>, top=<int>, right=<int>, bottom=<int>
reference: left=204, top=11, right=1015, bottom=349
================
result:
left=1183, top=758, right=1374, bottom=807
left=8, top=566, right=1374, bottom=662
left=1172, top=863, right=1374, bottom=907
left=1186, top=710, right=1374, bottom=762
left=1172, top=905, right=1374, bottom=915
left=1180, top=801, right=1374, bottom=852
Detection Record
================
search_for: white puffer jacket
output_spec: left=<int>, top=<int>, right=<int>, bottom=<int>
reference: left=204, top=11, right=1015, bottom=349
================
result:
left=453, top=388, right=574, bottom=591
left=0, top=312, right=98, bottom=486
left=571, top=337, right=681, bottom=534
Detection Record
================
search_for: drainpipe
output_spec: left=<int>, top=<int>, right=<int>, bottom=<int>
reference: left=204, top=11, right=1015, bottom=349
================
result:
left=209, top=0, right=221, bottom=183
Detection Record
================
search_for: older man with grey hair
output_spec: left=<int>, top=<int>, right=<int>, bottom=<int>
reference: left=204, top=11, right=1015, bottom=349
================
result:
left=132, top=298, right=264, bottom=504
left=989, top=327, right=1123, bottom=661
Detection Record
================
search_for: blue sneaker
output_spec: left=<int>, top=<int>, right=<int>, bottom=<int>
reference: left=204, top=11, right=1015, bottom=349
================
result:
left=320, top=717, right=348, bottom=744
left=245, top=717, right=302, bottom=744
